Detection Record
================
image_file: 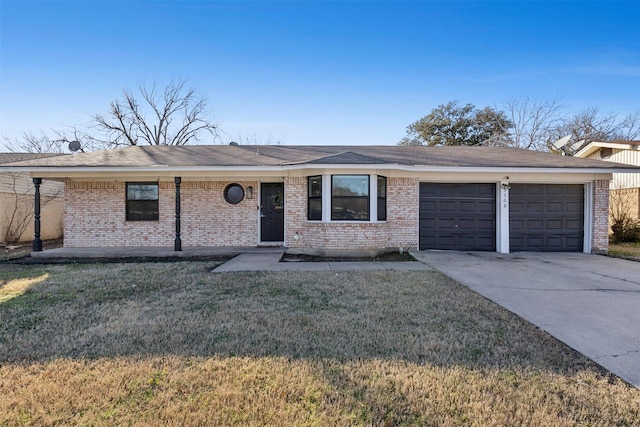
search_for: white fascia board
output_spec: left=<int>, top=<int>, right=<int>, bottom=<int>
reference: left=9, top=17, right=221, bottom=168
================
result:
left=403, top=166, right=632, bottom=175
left=575, top=141, right=640, bottom=158
left=2, top=163, right=632, bottom=178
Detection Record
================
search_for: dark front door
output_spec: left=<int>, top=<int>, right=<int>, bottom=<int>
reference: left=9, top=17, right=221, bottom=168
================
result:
left=260, top=183, right=285, bottom=242
left=419, top=183, right=496, bottom=251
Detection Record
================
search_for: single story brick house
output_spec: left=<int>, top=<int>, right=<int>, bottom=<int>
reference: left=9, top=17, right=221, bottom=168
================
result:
left=3, top=144, right=638, bottom=255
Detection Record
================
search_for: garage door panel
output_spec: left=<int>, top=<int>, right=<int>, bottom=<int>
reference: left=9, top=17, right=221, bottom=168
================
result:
left=566, top=237, right=583, bottom=249
left=459, top=201, right=477, bottom=212
left=436, top=236, right=455, bottom=249
left=457, top=218, right=477, bottom=229
left=547, top=202, right=563, bottom=212
left=439, top=201, right=456, bottom=212
left=567, top=202, right=583, bottom=212
left=419, top=183, right=496, bottom=251
left=510, top=184, right=584, bottom=252
left=528, top=202, right=544, bottom=212
left=566, top=219, right=583, bottom=230
left=478, top=202, right=495, bottom=213
left=420, top=200, right=437, bottom=211
left=546, top=220, right=563, bottom=230
left=478, top=219, right=495, bottom=231
left=525, top=219, right=544, bottom=231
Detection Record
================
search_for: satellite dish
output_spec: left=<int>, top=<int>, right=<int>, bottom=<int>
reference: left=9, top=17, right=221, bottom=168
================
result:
left=552, top=135, right=572, bottom=150
left=68, top=140, right=82, bottom=152
left=570, top=139, right=586, bottom=151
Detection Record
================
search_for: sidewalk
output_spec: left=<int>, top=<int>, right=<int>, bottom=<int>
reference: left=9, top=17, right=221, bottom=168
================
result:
left=212, top=252, right=433, bottom=272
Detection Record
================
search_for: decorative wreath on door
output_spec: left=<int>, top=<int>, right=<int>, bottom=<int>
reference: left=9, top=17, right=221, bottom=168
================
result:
left=270, top=191, right=284, bottom=209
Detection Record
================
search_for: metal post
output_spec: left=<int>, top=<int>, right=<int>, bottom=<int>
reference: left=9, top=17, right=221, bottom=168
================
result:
left=32, top=178, right=42, bottom=252
left=174, top=177, right=182, bottom=251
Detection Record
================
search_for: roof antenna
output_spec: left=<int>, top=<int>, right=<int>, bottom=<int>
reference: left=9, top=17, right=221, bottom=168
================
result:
left=551, top=135, right=572, bottom=156
left=68, top=140, right=83, bottom=153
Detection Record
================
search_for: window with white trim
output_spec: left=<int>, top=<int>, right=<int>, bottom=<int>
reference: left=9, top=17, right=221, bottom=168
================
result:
left=308, top=176, right=322, bottom=220
left=307, top=174, right=387, bottom=222
left=332, top=175, right=370, bottom=220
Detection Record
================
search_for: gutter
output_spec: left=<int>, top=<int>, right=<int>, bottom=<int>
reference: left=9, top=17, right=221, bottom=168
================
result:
left=0, top=164, right=636, bottom=176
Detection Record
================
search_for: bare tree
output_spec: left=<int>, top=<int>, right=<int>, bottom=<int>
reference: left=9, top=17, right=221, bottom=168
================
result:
left=548, top=107, right=640, bottom=154
left=616, top=111, right=640, bottom=141
left=2, top=127, right=99, bottom=154
left=1, top=173, right=62, bottom=243
left=609, top=188, right=640, bottom=243
left=221, top=133, right=285, bottom=145
left=94, top=79, right=217, bottom=147
left=499, top=97, right=565, bottom=151
left=2, top=131, right=66, bottom=154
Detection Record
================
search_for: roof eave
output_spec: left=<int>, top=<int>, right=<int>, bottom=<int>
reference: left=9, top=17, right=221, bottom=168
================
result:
left=575, top=141, right=640, bottom=158
left=1, top=163, right=632, bottom=177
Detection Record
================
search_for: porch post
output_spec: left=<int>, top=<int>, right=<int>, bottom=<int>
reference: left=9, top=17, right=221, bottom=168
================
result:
left=174, top=177, right=182, bottom=251
left=32, top=178, right=42, bottom=252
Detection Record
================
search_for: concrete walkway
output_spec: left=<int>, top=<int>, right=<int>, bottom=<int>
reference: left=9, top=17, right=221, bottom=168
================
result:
left=411, top=250, right=640, bottom=388
left=212, top=252, right=433, bottom=272
left=27, top=246, right=433, bottom=272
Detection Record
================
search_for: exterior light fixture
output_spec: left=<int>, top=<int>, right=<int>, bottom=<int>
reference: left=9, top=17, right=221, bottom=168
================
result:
left=246, top=185, right=254, bottom=199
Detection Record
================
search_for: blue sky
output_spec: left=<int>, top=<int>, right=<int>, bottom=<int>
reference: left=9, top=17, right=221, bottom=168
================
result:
left=1, top=1, right=639, bottom=147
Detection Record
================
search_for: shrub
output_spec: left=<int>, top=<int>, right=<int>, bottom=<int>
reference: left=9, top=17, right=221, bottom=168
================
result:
left=610, top=218, right=640, bottom=243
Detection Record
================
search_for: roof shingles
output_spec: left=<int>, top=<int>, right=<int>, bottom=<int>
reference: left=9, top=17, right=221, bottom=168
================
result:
left=2, top=145, right=638, bottom=170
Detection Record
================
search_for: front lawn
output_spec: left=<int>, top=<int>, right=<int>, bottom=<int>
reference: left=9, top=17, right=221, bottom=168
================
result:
left=0, top=262, right=638, bottom=425
left=608, top=241, right=640, bottom=261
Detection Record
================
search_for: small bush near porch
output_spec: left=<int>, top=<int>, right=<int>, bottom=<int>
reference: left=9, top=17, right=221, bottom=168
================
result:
left=1, top=263, right=638, bottom=425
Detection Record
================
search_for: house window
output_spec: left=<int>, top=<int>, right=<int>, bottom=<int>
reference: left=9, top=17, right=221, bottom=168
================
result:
left=126, top=182, right=159, bottom=221
left=224, top=183, right=245, bottom=204
left=308, top=175, right=322, bottom=220
left=377, top=176, right=387, bottom=221
left=332, top=175, right=370, bottom=221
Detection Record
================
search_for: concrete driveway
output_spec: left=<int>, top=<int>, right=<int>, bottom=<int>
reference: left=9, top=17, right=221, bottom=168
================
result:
left=411, top=251, right=640, bottom=388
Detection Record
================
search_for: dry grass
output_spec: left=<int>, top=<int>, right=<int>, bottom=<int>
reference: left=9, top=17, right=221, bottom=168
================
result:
left=0, top=262, right=638, bottom=426
left=608, top=242, right=640, bottom=261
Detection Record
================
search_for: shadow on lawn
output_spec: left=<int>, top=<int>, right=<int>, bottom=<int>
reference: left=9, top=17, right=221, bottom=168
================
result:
left=0, top=263, right=611, bottom=380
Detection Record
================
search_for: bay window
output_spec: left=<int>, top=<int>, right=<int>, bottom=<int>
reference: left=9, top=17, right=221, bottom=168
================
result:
left=307, top=174, right=387, bottom=222
left=332, top=175, right=370, bottom=220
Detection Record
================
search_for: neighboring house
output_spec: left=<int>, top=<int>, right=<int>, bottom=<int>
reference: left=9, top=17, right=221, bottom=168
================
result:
left=0, top=153, right=65, bottom=244
left=575, top=140, right=640, bottom=223
left=3, top=145, right=638, bottom=254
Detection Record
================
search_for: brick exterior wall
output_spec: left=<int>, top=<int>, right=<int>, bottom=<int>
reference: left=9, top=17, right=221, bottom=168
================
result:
left=64, top=180, right=258, bottom=247
left=64, top=177, right=612, bottom=254
left=284, top=176, right=419, bottom=253
left=592, top=179, right=610, bottom=253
